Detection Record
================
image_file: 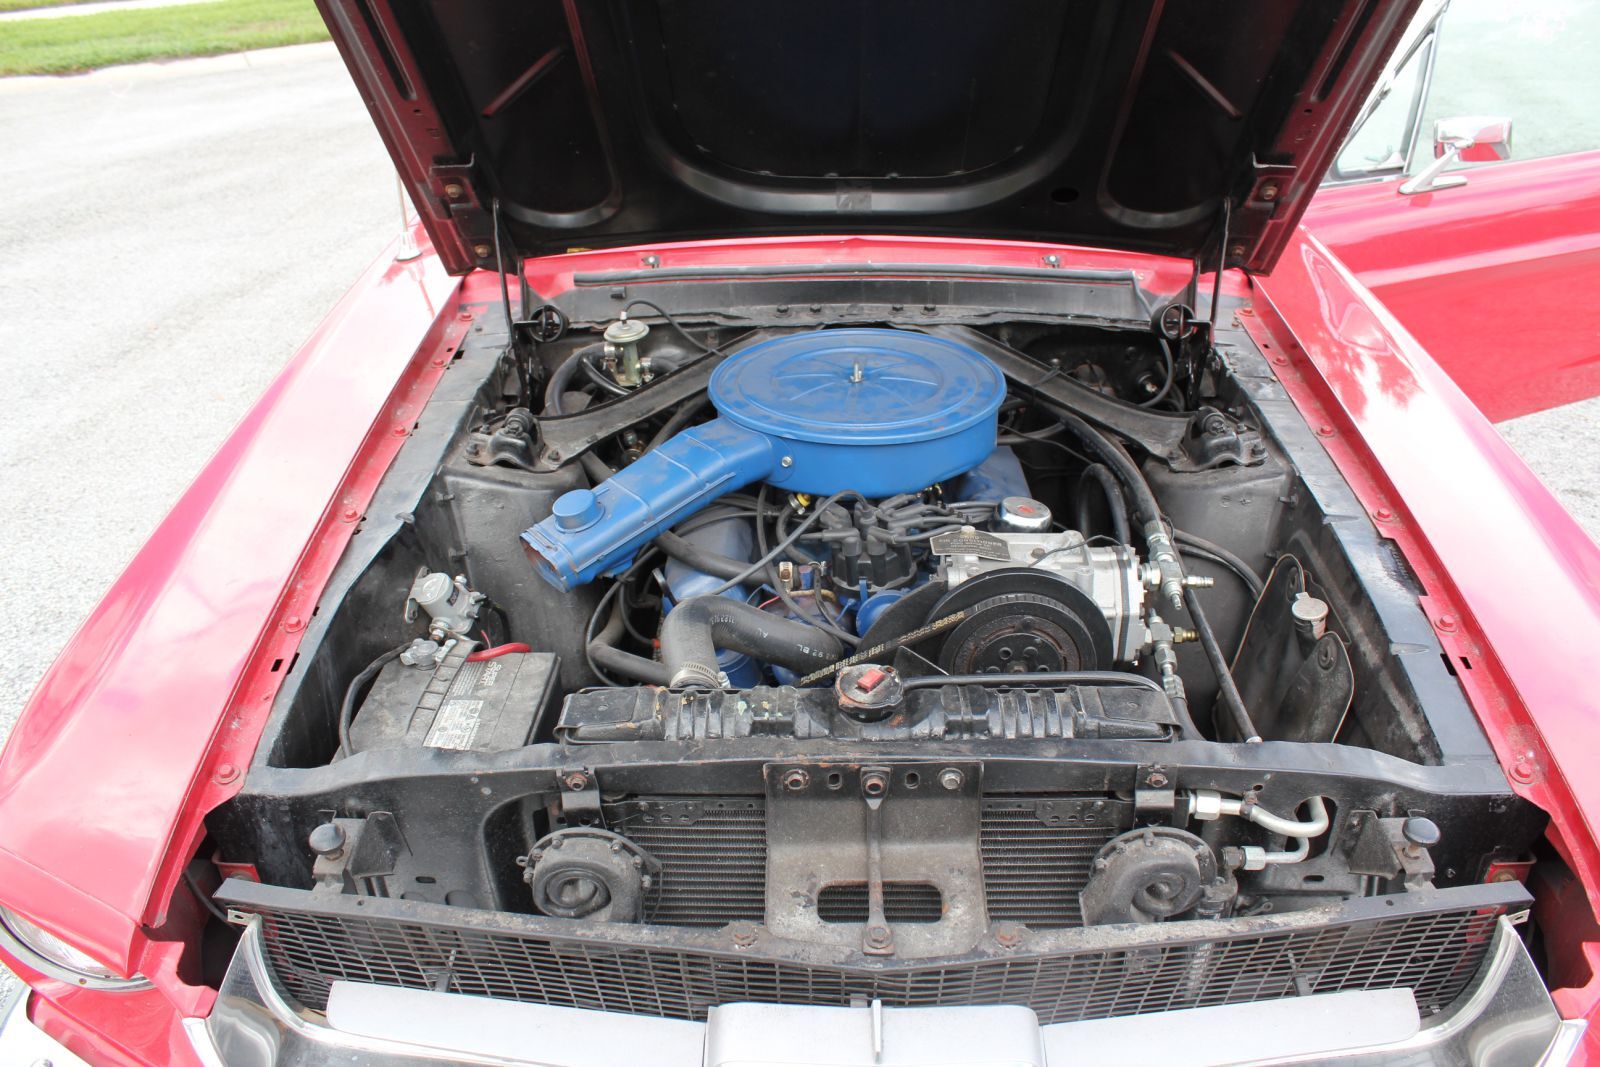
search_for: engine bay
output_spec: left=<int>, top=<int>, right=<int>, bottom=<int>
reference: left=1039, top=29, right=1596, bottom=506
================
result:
left=207, top=268, right=1541, bottom=1018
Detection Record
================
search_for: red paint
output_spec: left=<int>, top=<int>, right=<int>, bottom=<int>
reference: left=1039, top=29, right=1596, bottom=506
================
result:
left=6, top=230, right=1600, bottom=1060
left=0, top=227, right=459, bottom=1008
left=1306, top=150, right=1600, bottom=419
left=1252, top=229, right=1600, bottom=1050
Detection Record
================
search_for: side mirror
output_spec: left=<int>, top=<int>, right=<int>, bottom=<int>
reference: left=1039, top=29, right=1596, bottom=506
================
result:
left=1400, top=116, right=1513, bottom=195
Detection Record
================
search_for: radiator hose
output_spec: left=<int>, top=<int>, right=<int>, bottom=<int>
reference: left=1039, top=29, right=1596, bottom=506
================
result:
left=661, top=597, right=843, bottom=687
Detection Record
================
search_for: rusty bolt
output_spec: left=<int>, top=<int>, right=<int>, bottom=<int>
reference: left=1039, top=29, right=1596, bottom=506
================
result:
left=861, top=769, right=890, bottom=797
left=215, top=763, right=241, bottom=785
left=995, top=924, right=1023, bottom=949
left=283, top=615, right=305, bottom=633
left=444, top=183, right=464, bottom=199
left=938, top=768, right=965, bottom=791
left=781, top=768, right=811, bottom=792
left=1145, top=771, right=1169, bottom=788
left=1259, top=182, right=1279, bottom=202
left=562, top=771, right=590, bottom=791
left=865, top=925, right=893, bottom=950
left=729, top=923, right=758, bottom=948
left=1437, top=614, right=1458, bottom=633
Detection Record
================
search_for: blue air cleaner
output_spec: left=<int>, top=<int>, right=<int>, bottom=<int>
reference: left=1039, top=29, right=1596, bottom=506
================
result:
left=521, top=328, right=1006, bottom=590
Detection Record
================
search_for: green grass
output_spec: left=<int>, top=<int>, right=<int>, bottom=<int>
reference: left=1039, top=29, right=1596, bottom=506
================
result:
left=0, top=0, right=119, bottom=13
left=0, top=0, right=330, bottom=76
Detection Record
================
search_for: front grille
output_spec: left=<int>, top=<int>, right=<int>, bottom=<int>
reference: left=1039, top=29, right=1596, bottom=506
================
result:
left=608, top=794, right=1121, bottom=928
left=221, top=878, right=1525, bottom=1025
left=816, top=882, right=944, bottom=924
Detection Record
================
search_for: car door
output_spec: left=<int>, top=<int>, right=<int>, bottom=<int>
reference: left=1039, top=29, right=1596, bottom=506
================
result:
left=1305, top=0, right=1600, bottom=421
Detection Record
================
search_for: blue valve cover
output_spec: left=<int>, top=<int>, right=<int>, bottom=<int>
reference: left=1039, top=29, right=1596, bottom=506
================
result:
left=523, top=329, right=1005, bottom=590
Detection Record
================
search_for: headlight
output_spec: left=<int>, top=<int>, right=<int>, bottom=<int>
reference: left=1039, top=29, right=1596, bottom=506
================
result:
left=0, top=906, right=150, bottom=990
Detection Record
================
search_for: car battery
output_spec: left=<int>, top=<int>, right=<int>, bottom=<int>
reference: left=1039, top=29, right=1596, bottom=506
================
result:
left=350, top=642, right=559, bottom=753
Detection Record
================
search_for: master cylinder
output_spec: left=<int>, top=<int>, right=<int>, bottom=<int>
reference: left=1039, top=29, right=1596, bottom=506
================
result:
left=522, top=329, right=1006, bottom=590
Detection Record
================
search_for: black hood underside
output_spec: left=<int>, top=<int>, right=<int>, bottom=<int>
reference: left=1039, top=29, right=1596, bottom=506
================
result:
left=320, top=0, right=1419, bottom=274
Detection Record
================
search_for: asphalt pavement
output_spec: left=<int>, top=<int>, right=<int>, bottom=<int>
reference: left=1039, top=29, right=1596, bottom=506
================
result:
left=1, top=38, right=1598, bottom=997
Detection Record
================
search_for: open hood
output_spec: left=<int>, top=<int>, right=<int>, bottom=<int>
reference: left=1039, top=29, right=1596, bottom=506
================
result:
left=320, top=0, right=1420, bottom=275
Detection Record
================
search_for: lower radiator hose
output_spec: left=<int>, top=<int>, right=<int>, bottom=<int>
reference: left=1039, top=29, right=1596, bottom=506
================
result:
left=661, top=597, right=843, bottom=687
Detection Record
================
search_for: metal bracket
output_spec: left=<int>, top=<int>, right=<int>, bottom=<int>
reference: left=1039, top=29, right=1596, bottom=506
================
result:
left=763, top=761, right=985, bottom=959
left=1134, top=765, right=1178, bottom=822
left=428, top=161, right=493, bottom=264
left=557, top=769, right=604, bottom=826
left=533, top=349, right=733, bottom=468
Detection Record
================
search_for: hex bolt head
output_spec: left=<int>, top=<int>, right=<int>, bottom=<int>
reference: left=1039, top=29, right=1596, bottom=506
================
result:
left=865, top=925, right=893, bottom=949
left=562, top=771, right=590, bottom=791
left=938, top=768, right=965, bottom=791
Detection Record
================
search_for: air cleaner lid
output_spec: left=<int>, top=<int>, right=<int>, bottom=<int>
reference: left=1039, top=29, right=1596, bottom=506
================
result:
left=709, top=329, right=1005, bottom=447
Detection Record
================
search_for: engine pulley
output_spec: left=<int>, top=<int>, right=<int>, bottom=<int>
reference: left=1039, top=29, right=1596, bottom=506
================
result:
left=926, top=569, right=1114, bottom=675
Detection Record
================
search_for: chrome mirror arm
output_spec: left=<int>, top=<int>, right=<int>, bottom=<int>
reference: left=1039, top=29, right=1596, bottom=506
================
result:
left=1399, top=140, right=1469, bottom=195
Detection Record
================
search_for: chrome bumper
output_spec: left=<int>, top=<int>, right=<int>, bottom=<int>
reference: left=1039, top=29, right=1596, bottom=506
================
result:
left=0, top=981, right=93, bottom=1067
left=190, top=915, right=1584, bottom=1066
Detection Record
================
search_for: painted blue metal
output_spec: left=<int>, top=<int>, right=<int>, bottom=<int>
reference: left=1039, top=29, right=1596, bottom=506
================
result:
left=953, top=446, right=1031, bottom=504
left=855, top=588, right=907, bottom=637
left=522, top=329, right=1004, bottom=590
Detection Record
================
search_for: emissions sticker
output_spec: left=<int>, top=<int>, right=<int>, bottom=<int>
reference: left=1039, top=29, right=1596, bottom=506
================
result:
left=929, top=528, right=1010, bottom=561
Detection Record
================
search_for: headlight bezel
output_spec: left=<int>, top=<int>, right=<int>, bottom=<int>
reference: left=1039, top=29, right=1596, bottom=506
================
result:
left=0, top=906, right=151, bottom=991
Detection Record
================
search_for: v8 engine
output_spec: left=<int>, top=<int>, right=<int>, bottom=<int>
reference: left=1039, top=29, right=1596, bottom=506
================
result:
left=209, top=282, right=1543, bottom=1030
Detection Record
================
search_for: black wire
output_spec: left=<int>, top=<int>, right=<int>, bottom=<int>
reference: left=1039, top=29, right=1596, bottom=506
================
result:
left=756, top=486, right=859, bottom=646
left=622, top=299, right=722, bottom=356
left=184, top=868, right=232, bottom=925
left=997, top=426, right=1096, bottom=468
left=336, top=643, right=410, bottom=758
left=1176, top=534, right=1264, bottom=601
left=1138, top=337, right=1176, bottom=408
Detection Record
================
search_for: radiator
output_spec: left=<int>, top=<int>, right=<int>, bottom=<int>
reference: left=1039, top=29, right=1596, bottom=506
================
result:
left=219, top=878, right=1526, bottom=1026
left=608, top=794, right=1123, bottom=928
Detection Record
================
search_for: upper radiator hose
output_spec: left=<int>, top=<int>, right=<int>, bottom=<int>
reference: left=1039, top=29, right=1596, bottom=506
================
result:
left=522, top=329, right=1006, bottom=590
